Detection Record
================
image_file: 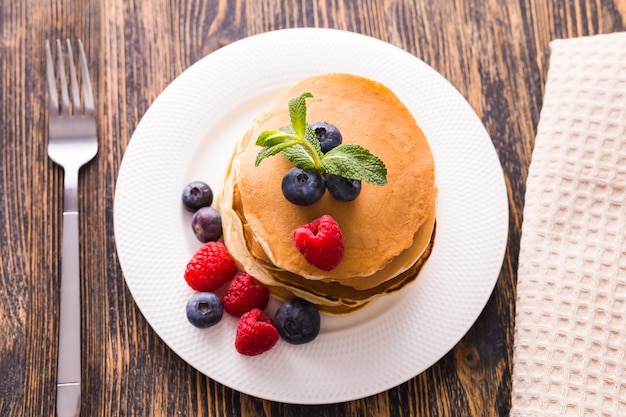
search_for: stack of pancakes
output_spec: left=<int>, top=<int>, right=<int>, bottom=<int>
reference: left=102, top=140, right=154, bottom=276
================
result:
left=219, top=73, right=436, bottom=315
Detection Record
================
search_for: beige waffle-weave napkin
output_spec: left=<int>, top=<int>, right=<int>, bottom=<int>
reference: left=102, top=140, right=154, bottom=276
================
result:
left=511, top=32, right=626, bottom=417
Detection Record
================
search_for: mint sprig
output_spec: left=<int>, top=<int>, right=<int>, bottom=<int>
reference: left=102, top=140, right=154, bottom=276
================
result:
left=255, top=93, right=387, bottom=185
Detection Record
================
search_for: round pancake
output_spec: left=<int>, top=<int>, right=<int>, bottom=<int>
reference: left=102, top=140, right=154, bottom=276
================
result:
left=234, top=73, right=436, bottom=279
left=231, top=181, right=437, bottom=290
left=219, top=165, right=437, bottom=315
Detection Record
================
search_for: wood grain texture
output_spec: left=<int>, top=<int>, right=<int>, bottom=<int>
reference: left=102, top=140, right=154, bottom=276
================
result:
left=1, top=0, right=625, bottom=416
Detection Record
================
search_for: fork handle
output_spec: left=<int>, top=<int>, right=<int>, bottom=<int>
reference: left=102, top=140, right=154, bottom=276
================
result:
left=56, top=210, right=81, bottom=417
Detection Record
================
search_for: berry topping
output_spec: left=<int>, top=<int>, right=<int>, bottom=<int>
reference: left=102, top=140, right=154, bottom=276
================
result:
left=311, top=121, right=342, bottom=153
left=222, top=272, right=270, bottom=317
left=186, top=292, right=223, bottom=328
left=182, top=181, right=213, bottom=212
left=184, top=242, right=238, bottom=292
left=281, top=167, right=326, bottom=206
left=255, top=93, right=388, bottom=188
left=293, top=214, right=344, bottom=271
left=191, top=206, right=223, bottom=242
left=325, top=174, right=362, bottom=202
left=274, top=298, right=320, bottom=344
left=235, top=309, right=279, bottom=356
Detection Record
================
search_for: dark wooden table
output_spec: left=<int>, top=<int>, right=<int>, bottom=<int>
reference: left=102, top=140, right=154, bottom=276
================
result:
left=1, top=1, right=625, bottom=416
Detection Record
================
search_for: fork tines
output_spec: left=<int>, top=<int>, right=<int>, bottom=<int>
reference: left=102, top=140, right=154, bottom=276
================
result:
left=45, top=39, right=94, bottom=116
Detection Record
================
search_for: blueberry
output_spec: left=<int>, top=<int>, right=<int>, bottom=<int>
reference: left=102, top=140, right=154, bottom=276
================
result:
left=191, top=206, right=222, bottom=242
left=182, top=181, right=213, bottom=212
left=274, top=298, right=320, bottom=344
left=186, top=292, right=223, bottom=328
left=281, top=168, right=326, bottom=206
left=312, top=122, right=342, bottom=153
left=326, top=174, right=362, bottom=202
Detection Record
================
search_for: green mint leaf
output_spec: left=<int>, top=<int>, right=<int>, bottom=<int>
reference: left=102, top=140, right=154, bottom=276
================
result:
left=280, top=124, right=296, bottom=135
left=288, top=92, right=313, bottom=138
left=255, top=140, right=300, bottom=166
left=304, top=124, right=323, bottom=158
left=281, top=145, right=316, bottom=169
left=256, top=129, right=300, bottom=147
left=318, top=144, right=388, bottom=185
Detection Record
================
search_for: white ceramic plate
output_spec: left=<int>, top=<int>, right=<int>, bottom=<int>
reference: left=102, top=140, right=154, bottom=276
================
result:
left=114, top=28, right=508, bottom=404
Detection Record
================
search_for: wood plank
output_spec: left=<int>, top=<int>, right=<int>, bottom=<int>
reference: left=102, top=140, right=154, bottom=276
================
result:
left=0, top=0, right=624, bottom=415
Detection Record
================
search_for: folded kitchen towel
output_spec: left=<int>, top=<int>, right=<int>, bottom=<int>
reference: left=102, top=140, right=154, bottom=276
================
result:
left=510, top=32, right=626, bottom=416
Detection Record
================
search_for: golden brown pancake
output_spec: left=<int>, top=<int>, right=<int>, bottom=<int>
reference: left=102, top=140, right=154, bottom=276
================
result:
left=219, top=73, right=436, bottom=314
left=219, top=171, right=437, bottom=314
left=233, top=182, right=437, bottom=291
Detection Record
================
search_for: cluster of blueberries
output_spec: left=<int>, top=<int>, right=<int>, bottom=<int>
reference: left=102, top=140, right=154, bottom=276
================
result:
left=282, top=122, right=362, bottom=206
left=182, top=181, right=223, bottom=243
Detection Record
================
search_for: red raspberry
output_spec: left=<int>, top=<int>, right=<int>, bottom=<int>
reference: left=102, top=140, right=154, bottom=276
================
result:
left=235, top=309, right=279, bottom=356
left=293, top=214, right=344, bottom=271
left=184, top=242, right=238, bottom=292
left=222, top=272, right=270, bottom=317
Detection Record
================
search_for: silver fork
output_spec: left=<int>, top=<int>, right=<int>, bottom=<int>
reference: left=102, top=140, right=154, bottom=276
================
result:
left=46, top=39, right=98, bottom=417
